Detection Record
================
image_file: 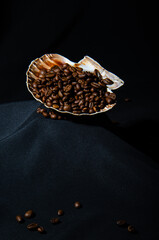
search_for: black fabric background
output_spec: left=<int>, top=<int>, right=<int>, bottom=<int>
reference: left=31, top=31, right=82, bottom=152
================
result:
left=0, top=0, right=159, bottom=239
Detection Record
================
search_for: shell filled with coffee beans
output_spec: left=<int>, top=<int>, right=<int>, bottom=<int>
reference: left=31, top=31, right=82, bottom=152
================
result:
left=26, top=54, right=124, bottom=115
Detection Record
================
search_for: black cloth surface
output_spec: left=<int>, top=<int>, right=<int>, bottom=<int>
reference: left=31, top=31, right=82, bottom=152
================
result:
left=0, top=100, right=159, bottom=240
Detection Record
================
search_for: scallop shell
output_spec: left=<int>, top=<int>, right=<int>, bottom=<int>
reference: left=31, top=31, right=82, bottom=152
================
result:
left=26, top=54, right=124, bottom=116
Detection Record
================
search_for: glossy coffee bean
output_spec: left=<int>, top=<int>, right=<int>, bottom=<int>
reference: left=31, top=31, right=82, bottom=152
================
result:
left=128, top=225, right=135, bottom=233
left=24, top=210, right=34, bottom=218
left=37, top=226, right=45, bottom=233
left=57, top=209, right=64, bottom=216
left=74, top=201, right=81, bottom=208
left=27, top=223, right=38, bottom=230
left=116, top=220, right=127, bottom=227
left=16, top=215, right=24, bottom=223
left=50, top=218, right=60, bottom=224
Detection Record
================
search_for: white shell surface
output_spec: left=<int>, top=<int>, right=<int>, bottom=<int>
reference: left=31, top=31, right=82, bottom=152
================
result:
left=26, top=54, right=124, bottom=116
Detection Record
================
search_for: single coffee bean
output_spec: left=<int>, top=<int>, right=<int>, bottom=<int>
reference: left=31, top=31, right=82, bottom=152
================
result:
left=63, top=105, right=71, bottom=111
left=128, top=225, right=135, bottom=233
left=74, top=201, right=81, bottom=208
left=102, top=78, right=113, bottom=85
left=109, top=93, right=116, bottom=100
left=64, top=84, right=72, bottom=92
left=116, top=220, right=127, bottom=227
left=106, top=97, right=113, bottom=104
left=24, top=210, right=34, bottom=218
left=37, top=226, right=45, bottom=233
left=76, top=90, right=83, bottom=96
left=16, top=215, right=24, bottom=223
left=42, top=111, right=49, bottom=118
left=50, top=218, right=60, bottom=224
left=57, top=209, right=64, bottom=216
left=50, top=113, right=57, bottom=119
left=124, top=97, right=131, bottom=102
left=52, top=104, right=59, bottom=109
left=27, top=223, right=38, bottom=230
left=90, top=82, right=101, bottom=88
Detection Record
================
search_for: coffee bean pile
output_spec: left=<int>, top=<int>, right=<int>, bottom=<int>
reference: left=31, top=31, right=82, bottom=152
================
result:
left=16, top=202, right=81, bottom=234
left=28, top=63, right=116, bottom=114
left=116, top=219, right=136, bottom=233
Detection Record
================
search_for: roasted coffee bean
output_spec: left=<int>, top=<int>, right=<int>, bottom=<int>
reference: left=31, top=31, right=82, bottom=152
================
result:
left=109, top=93, right=116, bottom=100
left=57, top=209, right=64, bottom=216
left=16, top=215, right=24, bottom=223
left=64, top=85, right=72, bottom=92
left=27, top=223, right=38, bottom=230
left=116, top=220, right=127, bottom=227
left=63, top=105, right=71, bottom=111
left=24, top=210, right=34, bottom=218
left=52, top=104, right=59, bottom=109
left=76, top=83, right=81, bottom=91
left=77, top=90, right=83, bottom=96
left=50, top=218, right=60, bottom=224
left=102, top=78, right=113, bottom=85
left=42, top=111, right=49, bottom=117
left=78, top=73, right=86, bottom=78
left=74, top=201, right=81, bottom=208
left=91, top=82, right=101, bottom=88
left=58, top=90, right=63, bottom=98
left=46, top=101, right=52, bottom=107
left=89, top=109, right=94, bottom=114
left=50, top=113, right=57, bottom=119
left=37, top=226, right=45, bottom=233
left=46, top=73, right=55, bottom=78
left=124, top=97, right=131, bottom=102
left=106, top=97, right=113, bottom=104
left=128, top=225, right=135, bottom=233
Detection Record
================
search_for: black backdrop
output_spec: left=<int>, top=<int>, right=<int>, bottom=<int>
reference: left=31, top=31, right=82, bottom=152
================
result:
left=0, top=0, right=159, bottom=239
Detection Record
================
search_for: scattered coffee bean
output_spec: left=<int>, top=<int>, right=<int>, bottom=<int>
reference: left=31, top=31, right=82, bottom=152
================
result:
left=27, top=223, right=38, bottom=231
left=50, top=218, right=60, bottom=224
left=116, top=220, right=127, bottom=227
left=37, top=226, right=45, bottom=233
left=57, top=209, right=64, bottom=216
left=24, top=210, right=34, bottom=219
left=74, top=201, right=81, bottom=208
left=128, top=225, right=135, bottom=233
left=16, top=215, right=24, bottom=223
left=28, top=63, right=117, bottom=115
left=124, top=97, right=131, bottom=102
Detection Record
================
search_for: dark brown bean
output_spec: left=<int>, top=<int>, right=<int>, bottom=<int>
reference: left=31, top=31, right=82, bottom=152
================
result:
left=16, top=215, right=24, bottom=223
left=27, top=223, right=38, bottom=230
left=128, top=225, right=135, bottom=233
left=63, top=105, right=71, bottom=111
left=102, top=78, right=113, bottom=85
left=74, top=202, right=81, bottom=208
left=90, top=82, right=101, bottom=88
left=50, top=113, right=57, bottom=119
left=58, top=90, right=63, bottom=98
left=116, top=220, right=127, bottom=227
left=37, top=226, right=45, bottom=233
left=24, top=210, right=34, bottom=218
left=78, top=73, right=86, bottom=78
left=50, top=218, right=60, bottom=224
left=52, top=104, right=59, bottom=109
left=64, top=84, right=72, bottom=92
left=57, top=209, right=64, bottom=216
left=76, top=90, right=83, bottom=96
left=106, top=97, right=113, bottom=104
left=76, top=83, right=81, bottom=91
left=109, top=93, right=116, bottom=100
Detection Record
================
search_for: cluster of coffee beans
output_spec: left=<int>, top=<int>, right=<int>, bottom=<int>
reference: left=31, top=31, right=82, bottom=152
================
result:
left=16, top=202, right=81, bottom=234
left=37, top=107, right=65, bottom=120
left=116, top=219, right=136, bottom=233
left=28, top=63, right=116, bottom=114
